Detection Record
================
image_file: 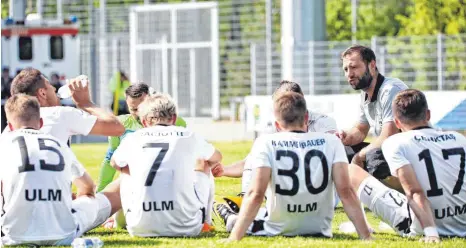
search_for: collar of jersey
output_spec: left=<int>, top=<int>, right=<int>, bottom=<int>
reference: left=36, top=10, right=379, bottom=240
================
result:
left=364, top=73, right=385, bottom=103
left=289, top=130, right=306, bottom=133
left=411, top=125, right=432, bottom=131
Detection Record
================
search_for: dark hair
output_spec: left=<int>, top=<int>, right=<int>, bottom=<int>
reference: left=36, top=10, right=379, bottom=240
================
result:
left=125, top=82, right=150, bottom=98
left=273, top=92, right=307, bottom=127
left=392, top=89, right=428, bottom=124
left=10, top=68, right=46, bottom=96
left=273, top=80, right=304, bottom=99
left=341, top=45, right=376, bottom=65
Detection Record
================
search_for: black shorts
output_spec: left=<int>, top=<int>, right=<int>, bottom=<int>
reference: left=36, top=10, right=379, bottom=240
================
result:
left=345, top=142, right=391, bottom=180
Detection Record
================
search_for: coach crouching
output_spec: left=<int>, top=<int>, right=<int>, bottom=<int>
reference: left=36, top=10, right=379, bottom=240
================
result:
left=336, top=45, right=408, bottom=184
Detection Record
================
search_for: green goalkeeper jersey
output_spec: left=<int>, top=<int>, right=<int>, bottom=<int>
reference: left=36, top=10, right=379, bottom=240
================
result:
left=96, top=114, right=187, bottom=191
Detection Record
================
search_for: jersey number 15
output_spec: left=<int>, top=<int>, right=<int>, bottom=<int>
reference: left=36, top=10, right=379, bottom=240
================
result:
left=14, top=136, right=65, bottom=173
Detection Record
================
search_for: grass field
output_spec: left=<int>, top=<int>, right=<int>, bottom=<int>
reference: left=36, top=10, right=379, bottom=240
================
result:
left=69, top=142, right=465, bottom=248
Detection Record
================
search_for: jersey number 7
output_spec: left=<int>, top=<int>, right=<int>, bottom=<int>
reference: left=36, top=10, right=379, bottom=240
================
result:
left=143, top=143, right=169, bottom=186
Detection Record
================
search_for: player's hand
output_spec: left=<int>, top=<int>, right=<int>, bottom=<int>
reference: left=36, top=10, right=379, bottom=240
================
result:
left=69, top=75, right=92, bottom=108
left=419, top=236, right=440, bottom=243
left=351, top=152, right=365, bottom=167
left=336, top=130, right=350, bottom=145
left=211, top=163, right=224, bottom=177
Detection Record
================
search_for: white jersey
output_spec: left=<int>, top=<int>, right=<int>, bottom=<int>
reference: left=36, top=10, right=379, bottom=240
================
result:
left=112, top=125, right=215, bottom=237
left=383, top=127, right=466, bottom=237
left=260, top=107, right=337, bottom=134
left=247, top=131, right=348, bottom=237
left=2, top=106, right=97, bottom=144
left=0, top=129, right=85, bottom=242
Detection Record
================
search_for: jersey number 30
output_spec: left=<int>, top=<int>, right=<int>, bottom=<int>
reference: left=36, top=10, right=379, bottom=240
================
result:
left=275, top=149, right=329, bottom=196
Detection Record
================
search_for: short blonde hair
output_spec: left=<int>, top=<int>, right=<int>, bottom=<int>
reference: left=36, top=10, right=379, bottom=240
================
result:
left=138, top=93, right=177, bottom=122
left=5, top=94, right=41, bottom=125
left=273, top=92, right=307, bottom=127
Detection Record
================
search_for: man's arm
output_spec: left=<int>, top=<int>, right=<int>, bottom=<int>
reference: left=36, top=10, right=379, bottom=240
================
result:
left=339, top=122, right=370, bottom=146
left=206, top=149, right=222, bottom=166
left=352, top=122, right=399, bottom=167
left=396, top=164, right=439, bottom=241
left=229, top=167, right=271, bottom=241
left=110, top=157, right=130, bottom=175
left=73, top=172, right=96, bottom=197
left=79, top=103, right=125, bottom=136
left=213, top=159, right=245, bottom=178
left=68, top=77, right=125, bottom=137
left=333, top=162, right=372, bottom=240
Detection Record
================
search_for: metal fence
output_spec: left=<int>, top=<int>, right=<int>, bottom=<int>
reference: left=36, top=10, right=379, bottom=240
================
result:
left=5, top=0, right=466, bottom=117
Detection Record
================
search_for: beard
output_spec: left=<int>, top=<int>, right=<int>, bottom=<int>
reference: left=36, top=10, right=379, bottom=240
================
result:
left=352, top=66, right=373, bottom=90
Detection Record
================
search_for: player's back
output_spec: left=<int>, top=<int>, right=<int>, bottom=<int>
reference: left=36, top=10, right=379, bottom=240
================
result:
left=253, top=131, right=347, bottom=237
left=0, top=129, right=78, bottom=242
left=118, top=125, right=213, bottom=237
left=384, top=127, right=466, bottom=237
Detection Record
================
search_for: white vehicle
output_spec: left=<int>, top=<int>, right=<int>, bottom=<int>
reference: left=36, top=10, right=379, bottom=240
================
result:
left=1, top=0, right=80, bottom=84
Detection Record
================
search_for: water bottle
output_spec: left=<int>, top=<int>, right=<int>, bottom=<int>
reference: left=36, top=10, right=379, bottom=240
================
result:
left=57, top=76, right=88, bottom=99
left=71, top=237, right=104, bottom=248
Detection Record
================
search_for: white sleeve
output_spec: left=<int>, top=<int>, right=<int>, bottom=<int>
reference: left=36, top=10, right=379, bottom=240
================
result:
left=382, top=136, right=410, bottom=176
left=61, top=107, right=97, bottom=135
left=248, top=136, right=272, bottom=169
left=331, top=136, right=349, bottom=164
left=63, top=146, right=86, bottom=181
left=195, top=133, right=216, bottom=160
left=380, top=85, right=405, bottom=124
left=112, top=134, right=133, bottom=167
left=313, top=116, right=338, bottom=133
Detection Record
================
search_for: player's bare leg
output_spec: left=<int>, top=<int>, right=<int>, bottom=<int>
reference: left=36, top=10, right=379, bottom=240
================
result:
left=99, top=178, right=122, bottom=215
left=195, top=160, right=216, bottom=232
left=344, top=164, right=412, bottom=235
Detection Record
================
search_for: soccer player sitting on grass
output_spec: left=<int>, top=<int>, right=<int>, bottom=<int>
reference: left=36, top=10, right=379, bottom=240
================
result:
left=346, top=89, right=466, bottom=242
left=97, top=83, right=187, bottom=229
left=213, top=80, right=339, bottom=212
left=97, top=83, right=187, bottom=192
left=0, top=94, right=122, bottom=246
left=110, top=93, right=222, bottom=237
left=215, top=92, right=372, bottom=241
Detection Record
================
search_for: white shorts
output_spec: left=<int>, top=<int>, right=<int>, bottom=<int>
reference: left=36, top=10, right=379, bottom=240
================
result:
left=358, top=176, right=414, bottom=235
left=123, top=172, right=212, bottom=237
left=1, top=194, right=112, bottom=246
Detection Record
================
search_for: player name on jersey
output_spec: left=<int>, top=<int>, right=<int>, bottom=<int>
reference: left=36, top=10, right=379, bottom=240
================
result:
left=413, top=134, right=456, bottom=143
left=271, top=138, right=326, bottom=149
left=140, top=131, right=186, bottom=137
left=142, top=201, right=174, bottom=212
left=435, top=203, right=466, bottom=220
left=25, top=189, right=62, bottom=202
left=287, top=202, right=318, bottom=213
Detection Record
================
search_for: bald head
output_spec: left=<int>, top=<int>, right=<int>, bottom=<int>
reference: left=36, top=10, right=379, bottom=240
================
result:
left=5, top=94, right=42, bottom=130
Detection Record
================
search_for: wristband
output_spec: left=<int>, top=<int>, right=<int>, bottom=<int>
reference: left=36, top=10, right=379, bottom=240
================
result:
left=424, top=226, right=439, bottom=237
